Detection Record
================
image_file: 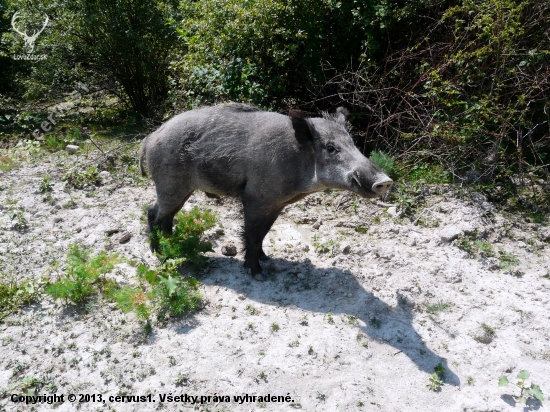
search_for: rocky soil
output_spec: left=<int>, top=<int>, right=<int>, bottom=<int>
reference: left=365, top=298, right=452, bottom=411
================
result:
left=0, top=143, right=549, bottom=412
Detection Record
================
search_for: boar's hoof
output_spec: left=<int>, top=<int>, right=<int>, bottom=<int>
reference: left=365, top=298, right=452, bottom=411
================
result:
left=250, top=270, right=268, bottom=281
left=259, top=250, right=271, bottom=261
left=149, top=238, right=159, bottom=253
left=254, top=273, right=268, bottom=281
left=244, top=263, right=267, bottom=281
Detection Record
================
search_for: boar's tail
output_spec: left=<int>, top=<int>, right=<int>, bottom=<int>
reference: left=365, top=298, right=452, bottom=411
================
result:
left=139, top=135, right=149, bottom=177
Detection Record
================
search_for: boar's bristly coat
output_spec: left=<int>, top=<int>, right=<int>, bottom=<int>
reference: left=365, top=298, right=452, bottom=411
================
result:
left=140, top=103, right=393, bottom=280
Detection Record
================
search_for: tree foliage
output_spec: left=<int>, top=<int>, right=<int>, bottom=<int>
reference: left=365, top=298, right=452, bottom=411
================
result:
left=1, top=0, right=548, bottom=184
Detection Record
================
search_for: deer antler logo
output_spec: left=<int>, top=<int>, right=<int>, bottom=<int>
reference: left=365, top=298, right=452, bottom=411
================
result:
left=11, top=11, right=49, bottom=54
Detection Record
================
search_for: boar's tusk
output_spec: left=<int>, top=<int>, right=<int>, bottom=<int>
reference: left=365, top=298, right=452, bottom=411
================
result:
left=352, top=173, right=362, bottom=188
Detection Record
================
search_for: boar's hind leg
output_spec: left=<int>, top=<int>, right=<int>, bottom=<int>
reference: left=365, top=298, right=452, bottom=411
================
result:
left=147, top=190, right=194, bottom=252
left=242, top=203, right=284, bottom=281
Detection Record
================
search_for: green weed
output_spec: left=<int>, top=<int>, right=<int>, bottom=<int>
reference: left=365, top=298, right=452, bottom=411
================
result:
left=347, top=314, right=358, bottom=325
left=427, top=362, right=446, bottom=391
left=246, top=304, right=258, bottom=315
left=44, top=134, right=67, bottom=152
left=150, top=206, right=216, bottom=266
left=9, top=208, right=28, bottom=231
left=499, top=370, right=544, bottom=404
left=455, top=234, right=497, bottom=259
left=425, top=300, right=451, bottom=315
left=498, top=249, right=520, bottom=270
left=63, top=166, right=100, bottom=189
left=474, top=323, right=496, bottom=344
left=45, top=245, right=120, bottom=304
left=135, top=262, right=202, bottom=320
left=354, top=226, right=368, bottom=234
left=0, top=155, right=16, bottom=172
left=0, top=279, right=38, bottom=321
left=369, top=316, right=382, bottom=329
left=369, top=151, right=395, bottom=178
left=39, top=176, right=54, bottom=193
left=406, top=163, right=451, bottom=184
left=312, top=234, right=336, bottom=255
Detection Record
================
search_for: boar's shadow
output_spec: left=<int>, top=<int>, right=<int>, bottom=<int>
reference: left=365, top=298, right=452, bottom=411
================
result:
left=197, top=255, right=460, bottom=386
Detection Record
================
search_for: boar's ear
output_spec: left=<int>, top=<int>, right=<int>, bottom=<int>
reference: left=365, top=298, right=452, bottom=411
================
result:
left=289, top=111, right=314, bottom=144
left=335, top=107, right=349, bottom=125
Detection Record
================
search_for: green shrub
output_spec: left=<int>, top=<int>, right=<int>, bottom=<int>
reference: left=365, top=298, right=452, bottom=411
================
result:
left=45, top=245, right=120, bottom=304
left=112, top=262, right=201, bottom=321
left=150, top=207, right=217, bottom=266
left=44, top=135, right=67, bottom=152
left=112, top=207, right=215, bottom=322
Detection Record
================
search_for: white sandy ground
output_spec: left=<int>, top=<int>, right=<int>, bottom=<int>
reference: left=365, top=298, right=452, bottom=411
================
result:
left=0, top=147, right=549, bottom=412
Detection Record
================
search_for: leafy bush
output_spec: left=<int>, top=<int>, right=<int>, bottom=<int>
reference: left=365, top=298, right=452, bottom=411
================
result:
left=45, top=245, right=119, bottom=304
left=4, top=0, right=177, bottom=116
left=174, top=0, right=386, bottom=107
left=330, top=0, right=550, bottom=183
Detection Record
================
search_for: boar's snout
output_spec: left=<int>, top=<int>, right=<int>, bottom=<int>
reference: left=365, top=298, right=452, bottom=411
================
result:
left=350, top=170, right=393, bottom=197
left=372, top=175, right=393, bottom=195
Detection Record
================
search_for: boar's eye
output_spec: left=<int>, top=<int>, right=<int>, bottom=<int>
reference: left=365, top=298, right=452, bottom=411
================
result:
left=326, top=144, right=337, bottom=154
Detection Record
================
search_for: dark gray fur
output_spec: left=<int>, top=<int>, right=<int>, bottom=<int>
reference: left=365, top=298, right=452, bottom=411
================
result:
left=140, top=103, right=392, bottom=279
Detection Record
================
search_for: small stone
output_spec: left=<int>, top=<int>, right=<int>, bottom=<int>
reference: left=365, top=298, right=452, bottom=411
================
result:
left=517, top=241, right=527, bottom=249
left=221, top=243, right=237, bottom=256
left=312, top=220, right=322, bottom=229
left=341, top=244, right=351, bottom=255
left=444, top=270, right=462, bottom=284
left=53, top=217, right=63, bottom=223
left=98, top=170, right=112, bottom=184
left=486, top=257, right=499, bottom=271
left=387, top=207, right=402, bottom=218
left=105, top=228, right=120, bottom=236
left=66, top=145, right=79, bottom=154
left=539, top=228, right=550, bottom=242
left=440, top=225, right=463, bottom=242
left=118, top=232, right=131, bottom=244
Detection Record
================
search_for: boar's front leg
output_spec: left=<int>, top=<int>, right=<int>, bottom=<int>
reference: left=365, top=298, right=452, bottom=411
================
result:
left=242, top=201, right=284, bottom=281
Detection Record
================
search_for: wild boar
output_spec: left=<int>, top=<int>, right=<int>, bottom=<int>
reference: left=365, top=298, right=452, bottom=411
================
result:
left=140, top=103, right=393, bottom=280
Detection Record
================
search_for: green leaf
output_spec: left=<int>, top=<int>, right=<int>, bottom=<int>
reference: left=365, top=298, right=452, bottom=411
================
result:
left=517, top=370, right=530, bottom=380
left=498, top=376, right=509, bottom=387
left=518, top=396, right=527, bottom=404
left=145, top=270, right=157, bottom=286
left=530, top=384, right=544, bottom=402
left=160, top=275, right=180, bottom=297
